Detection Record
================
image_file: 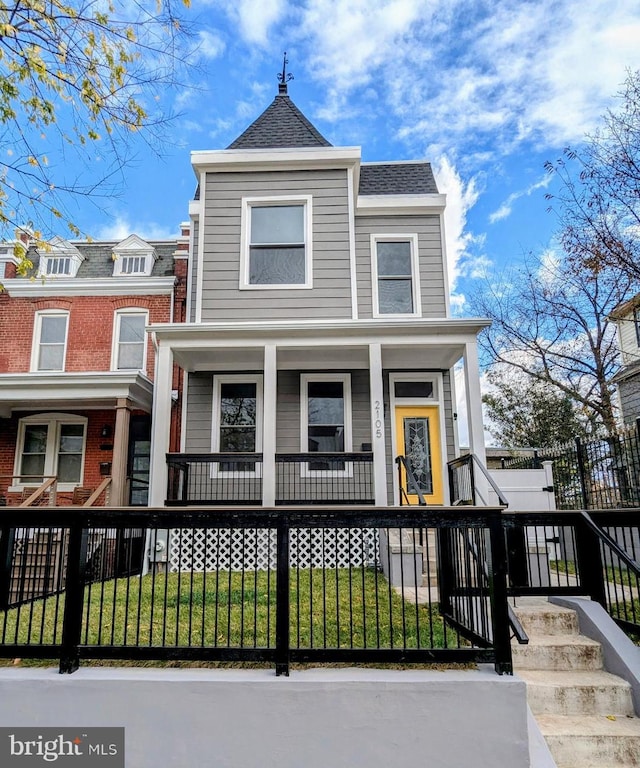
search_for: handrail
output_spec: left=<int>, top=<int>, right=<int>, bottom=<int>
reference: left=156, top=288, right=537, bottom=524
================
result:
left=83, top=477, right=112, bottom=507
left=18, top=477, right=58, bottom=508
left=580, top=510, right=640, bottom=576
left=394, top=455, right=427, bottom=505
left=448, top=454, right=509, bottom=507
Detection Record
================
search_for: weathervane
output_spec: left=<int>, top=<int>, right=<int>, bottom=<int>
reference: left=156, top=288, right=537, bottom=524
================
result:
left=278, top=52, right=294, bottom=94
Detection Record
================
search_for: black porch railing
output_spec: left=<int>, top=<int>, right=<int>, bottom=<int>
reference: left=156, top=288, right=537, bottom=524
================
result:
left=275, top=453, right=374, bottom=505
left=0, top=506, right=512, bottom=676
left=504, top=509, right=640, bottom=636
left=166, top=452, right=375, bottom=505
left=447, top=454, right=509, bottom=507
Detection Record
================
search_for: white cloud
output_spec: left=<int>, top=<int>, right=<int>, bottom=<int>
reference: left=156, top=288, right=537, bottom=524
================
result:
left=195, top=30, right=226, bottom=60
left=489, top=173, right=553, bottom=224
left=91, top=216, right=178, bottom=241
left=220, top=0, right=288, bottom=46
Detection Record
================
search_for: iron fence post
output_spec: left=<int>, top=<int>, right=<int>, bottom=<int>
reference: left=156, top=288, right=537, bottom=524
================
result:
left=574, top=516, right=607, bottom=608
left=59, top=516, right=89, bottom=674
left=437, top=528, right=453, bottom=616
left=487, top=511, right=513, bottom=675
left=0, top=527, right=15, bottom=611
left=575, top=437, right=590, bottom=510
left=275, top=520, right=290, bottom=676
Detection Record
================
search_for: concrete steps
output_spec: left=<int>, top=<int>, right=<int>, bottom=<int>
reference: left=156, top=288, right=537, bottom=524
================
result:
left=512, top=599, right=640, bottom=768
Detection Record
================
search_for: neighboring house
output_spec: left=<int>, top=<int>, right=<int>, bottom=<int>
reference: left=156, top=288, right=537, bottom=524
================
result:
left=610, top=293, right=640, bottom=426
left=148, top=80, right=489, bottom=513
left=0, top=227, right=188, bottom=507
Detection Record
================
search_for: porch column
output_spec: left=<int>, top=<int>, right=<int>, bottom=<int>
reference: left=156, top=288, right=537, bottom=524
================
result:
left=110, top=398, right=131, bottom=506
left=149, top=341, right=174, bottom=507
left=369, top=343, right=388, bottom=506
left=262, top=345, right=277, bottom=506
left=463, top=340, right=488, bottom=503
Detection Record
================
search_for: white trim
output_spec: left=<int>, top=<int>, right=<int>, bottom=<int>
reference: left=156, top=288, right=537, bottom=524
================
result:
left=186, top=208, right=199, bottom=323
left=191, top=147, right=361, bottom=174
left=368, top=344, right=387, bottom=506
left=12, top=412, right=87, bottom=492
left=211, top=374, right=263, bottom=478
left=347, top=167, right=358, bottom=320
left=195, top=172, right=205, bottom=323
left=5, top=276, right=175, bottom=298
left=300, top=373, right=352, bottom=478
left=30, top=309, right=69, bottom=372
left=111, top=234, right=157, bottom=277
left=439, top=211, right=452, bottom=319
left=357, top=194, right=446, bottom=216
left=239, top=195, right=313, bottom=290
left=370, top=234, right=421, bottom=318
left=179, top=371, right=189, bottom=452
left=389, top=373, right=447, bottom=505
left=262, top=346, right=277, bottom=505
left=111, top=308, right=149, bottom=374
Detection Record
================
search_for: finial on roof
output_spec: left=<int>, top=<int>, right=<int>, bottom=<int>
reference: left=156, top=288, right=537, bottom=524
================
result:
left=277, top=52, right=294, bottom=94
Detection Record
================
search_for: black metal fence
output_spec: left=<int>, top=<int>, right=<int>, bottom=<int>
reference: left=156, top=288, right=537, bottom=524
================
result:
left=503, top=422, right=640, bottom=510
left=0, top=506, right=512, bottom=675
left=167, top=453, right=375, bottom=506
left=504, top=509, right=640, bottom=636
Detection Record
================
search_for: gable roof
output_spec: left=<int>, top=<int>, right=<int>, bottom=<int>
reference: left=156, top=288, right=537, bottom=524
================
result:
left=359, top=163, right=439, bottom=195
left=228, top=94, right=332, bottom=149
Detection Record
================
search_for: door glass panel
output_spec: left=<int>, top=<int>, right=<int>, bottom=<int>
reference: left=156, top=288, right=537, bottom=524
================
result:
left=403, top=417, right=433, bottom=494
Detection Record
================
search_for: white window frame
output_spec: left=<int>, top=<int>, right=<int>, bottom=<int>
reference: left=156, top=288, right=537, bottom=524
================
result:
left=37, top=238, right=84, bottom=278
left=30, top=309, right=69, bottom=372
left=300, top=373, right=352, bottom=478
left=111, top=308, right=149, bottom=373
left=370, top=234, right=421, bottom=318
left=211, top=374, right=263, bottom=477
left=240, top=195, right=313, bottom=290
left=11, top=413, right=87, bottom=492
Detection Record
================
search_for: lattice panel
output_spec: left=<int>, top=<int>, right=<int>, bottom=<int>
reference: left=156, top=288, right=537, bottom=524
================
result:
left=168, top=527, right=379, bottom=572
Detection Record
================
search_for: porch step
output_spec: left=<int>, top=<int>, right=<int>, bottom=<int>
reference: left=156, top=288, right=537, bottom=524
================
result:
left=512, top=600, right=579, bottom=636
left=512, top=633, right=603, bottom=671
left=535, top=714, right=640, bottom=767
left=518, top=670, right=635, bottom=716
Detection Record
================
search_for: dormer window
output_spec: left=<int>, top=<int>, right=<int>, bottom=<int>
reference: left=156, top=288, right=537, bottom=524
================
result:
left=38, top=237, right=84, bottom=278
left=240, top=196, right=312, bottom=289
left=112, top=234, right=157, bottom=277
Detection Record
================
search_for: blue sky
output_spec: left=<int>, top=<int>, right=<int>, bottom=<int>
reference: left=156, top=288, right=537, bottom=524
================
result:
left=59, top=0, right=639, bottom=313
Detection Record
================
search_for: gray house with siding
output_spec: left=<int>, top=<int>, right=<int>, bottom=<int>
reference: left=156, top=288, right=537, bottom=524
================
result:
left=148, top=83, right=489, bottom=511
left=610, top=293, right=640, bottom=425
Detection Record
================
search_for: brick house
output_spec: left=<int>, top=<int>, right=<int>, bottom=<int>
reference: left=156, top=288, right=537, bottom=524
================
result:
left=0, top=228, right=188, bottom=507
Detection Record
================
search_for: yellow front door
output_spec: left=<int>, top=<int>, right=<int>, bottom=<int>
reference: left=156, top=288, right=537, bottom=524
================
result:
left=395, top=406, right=443, bottom=505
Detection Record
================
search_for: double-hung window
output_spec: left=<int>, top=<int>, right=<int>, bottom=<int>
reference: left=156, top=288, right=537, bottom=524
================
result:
left=112, top=310, right=148, bottom=372
left=371, top=235, right=420, bottom=317
left=15, top=414, right=87, bottom=489
left=212, top=376, right=263, bottom=473
left=241, top=196, right=312, bottom=289
left=301, top=373, right=352, bottom=473
left=31, top=311, right=69, bottom=371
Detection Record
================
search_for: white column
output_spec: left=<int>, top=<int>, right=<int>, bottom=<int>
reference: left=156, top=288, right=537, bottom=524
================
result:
left=262, top=345, right=277, bottom=507
left=369, top=343, right=388, bottom=506
left=149, top=341, right=174, bottom=507
left=463, top=340, right=488, bottom=503
left=110, top=398, right=131, bottom=507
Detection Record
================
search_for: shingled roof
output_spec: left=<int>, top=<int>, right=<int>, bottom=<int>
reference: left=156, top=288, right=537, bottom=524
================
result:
left=228, top=93, right=332, bottom=149
left=358, top=163, right=439, bottom=195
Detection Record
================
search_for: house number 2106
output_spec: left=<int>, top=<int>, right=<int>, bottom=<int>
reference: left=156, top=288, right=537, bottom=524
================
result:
left=374, top=400, right=383, bottom=439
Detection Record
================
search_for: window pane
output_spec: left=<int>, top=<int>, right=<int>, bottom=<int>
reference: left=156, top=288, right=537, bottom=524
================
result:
left=378, top=278, right=413, bottom=314
left=57, top=453, right=82, bottom=483
left=220, top=383, right=256, bottom=425
left=40, top=315, right=67, bottom=343
left=308, top=425, right=344, bottom=452
left=220, top=427, right=256, bottom=453
left=118, top=344, right=144, bottom=370
left=23, top=425, right=48, bottom=454
left=21, top=454, right=46, bottom=478
left=377, top=241, right=412, bottom=276
left=38, top=344, right=65, bottom=371
left=119, top=315, right=146, bottom=343
left=251, top=205, right=304, bottom=244
left=308, top=382, right=344, bottom=424
left=394, top=381, right=434, bottom=399
left=59, top=424, right=84, bottom=453
left=249, top=246, right=305, bottom=284
left=403, top=417, right=433, bottom=494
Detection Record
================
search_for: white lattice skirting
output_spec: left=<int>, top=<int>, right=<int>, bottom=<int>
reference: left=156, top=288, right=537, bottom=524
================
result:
left=168, top=528, right=380, bottom=572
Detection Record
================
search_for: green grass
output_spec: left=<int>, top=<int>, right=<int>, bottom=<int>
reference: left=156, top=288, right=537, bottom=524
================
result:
left=0, top=568, right=454, bottom=664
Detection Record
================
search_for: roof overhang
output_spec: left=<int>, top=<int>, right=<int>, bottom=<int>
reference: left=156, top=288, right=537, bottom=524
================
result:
left=0, top=372, right=154, bottom=418
left=150, top=318, right=491, bottom=372
left=3, top=276, right=176, bottom=298
left=357, top=193, right=446, bottom=216
left=191, top=146, right=362, bottom=176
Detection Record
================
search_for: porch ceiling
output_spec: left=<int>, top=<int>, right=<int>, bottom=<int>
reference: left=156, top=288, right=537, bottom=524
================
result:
left=0, top=372, right=154, bottom=418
